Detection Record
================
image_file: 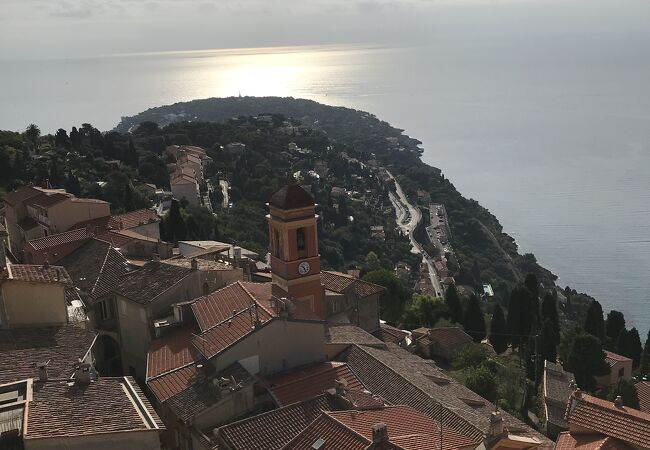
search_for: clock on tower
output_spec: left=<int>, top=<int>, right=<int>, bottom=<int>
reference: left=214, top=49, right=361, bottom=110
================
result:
left=267, top=182, right=325, bottom=319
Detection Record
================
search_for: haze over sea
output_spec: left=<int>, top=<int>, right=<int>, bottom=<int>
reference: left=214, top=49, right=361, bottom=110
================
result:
left=2, top=1, right=650, bottom=334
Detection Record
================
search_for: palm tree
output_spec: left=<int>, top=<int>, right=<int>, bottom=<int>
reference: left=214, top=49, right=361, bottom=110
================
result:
left=25, top=124, right=41, bottom=151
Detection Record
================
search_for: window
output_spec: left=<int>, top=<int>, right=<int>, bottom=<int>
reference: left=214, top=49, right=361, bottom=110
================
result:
left=203, top=282, right=210, bottom=295
left=273, top=229, right=281, bottom=257
left=98, top=300, right=110, bottom=321
left=139, top=308, right=147, bottom=323
left=618, top=367, right=625, bottom=378
left=296, top=227, right=306, bottom=251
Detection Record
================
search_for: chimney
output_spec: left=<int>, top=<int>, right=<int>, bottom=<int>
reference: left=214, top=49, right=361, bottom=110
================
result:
left=37, top=361, right=49, bottom=381
left=614, top=396, right=624, bottom=408
left=489, top=410, right=504, bottom=437
left=371, top=423, right=388, bottom=444
left=42, top=259, right=50, bottom=269
left=74, top=362, right=92, bottom=384
left=191, top=257, right=198, bottom=270
left=335, top=379, right=347, bottom=396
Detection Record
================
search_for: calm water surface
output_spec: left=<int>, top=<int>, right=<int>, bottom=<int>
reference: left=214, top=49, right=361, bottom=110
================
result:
left=2, top=38, right=649, bottom=333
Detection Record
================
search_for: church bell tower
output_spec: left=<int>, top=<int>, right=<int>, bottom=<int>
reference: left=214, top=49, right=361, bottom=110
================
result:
left=267, top=182, right=325, bottom=319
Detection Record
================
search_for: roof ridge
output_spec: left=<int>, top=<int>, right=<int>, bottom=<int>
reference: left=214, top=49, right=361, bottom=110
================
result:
left=238, top=281, right=275, bottom=318
left=146, top=360, right=199, bottom=383
left=321, top=410, right=372, bottom=443
left=89, top=242, right=112, bottom=298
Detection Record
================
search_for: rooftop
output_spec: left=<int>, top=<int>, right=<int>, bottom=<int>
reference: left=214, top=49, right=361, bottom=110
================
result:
left=321, top=271, right=385, bottom=298
left=269, top=184, right=314, bottom=210
left=372, top=323, right=409, bottom=345
left=284, top=405, right=479, bottom=450
left=543, top=361, right=575, bottom=428
left=339, top=341, right=552, bottom=447
left=3, top=185, right=45, bottom=207
left=555, top=432, right=633, bottom=450
left=566, top=391, right=650, bottom=448
left=637, top=381, right=650, bottom=414
left=266, top=361, right=365, bottom=407
left=57, top=238, right=129, bottom=302
left=604, top=351, right=632, bottom=367
left=217, top=394, right=337, bottom=450
left=163, top=257, right=235, bottom=272
left=25, top=377, right=163, bottom=440
left=25, top=228, right=93, bottom=252
left=114, top=261, right=194, bottom=304
left=3, top=263, right=73, bottom=285
left=427, top=327, right=473, bottom=350
left=326, top=324, right=387, bottom=348
left=0, top=325, right=97, bottom=384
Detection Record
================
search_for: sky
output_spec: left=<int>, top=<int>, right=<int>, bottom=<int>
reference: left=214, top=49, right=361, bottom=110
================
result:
left=2, top=0, right=650, bottom=59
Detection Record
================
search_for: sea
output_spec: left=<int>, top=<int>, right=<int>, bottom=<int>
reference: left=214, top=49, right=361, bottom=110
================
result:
left=1, top=34, right=650, bottom=334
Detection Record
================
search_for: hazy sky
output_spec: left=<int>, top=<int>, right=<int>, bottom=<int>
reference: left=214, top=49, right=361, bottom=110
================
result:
left=2, top=0, right=650, bottom=59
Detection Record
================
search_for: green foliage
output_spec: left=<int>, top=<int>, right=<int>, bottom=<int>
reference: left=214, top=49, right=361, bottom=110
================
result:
left=401, top=294, right=448, bottom=329
left=606, top=379, right=640, bottom=409
left=541, top=291, right=560, bottom=346
left=617, top=327, right=643, bottom=368
left=452, top=343, right=490, bottom=370
left=463, top=294, right=486, bottom=343
left=568, top=334, right=610, bottom=392
left=584, top=300, right=605, bottom=342
left=540, top=319, right=558, bottom=363
left=605, top=310, right=626, bottom=344
left=444, top=284, right=463, bottom=324
left=489, top=304, right=508, bottom=355
left=524, top=273, right=540, bottom=328
left=465, top=365, right=497, bottom=402
left=364, top=251, right=381, bottom=272
left=362, top=269, right=412, bottom=323
left=507, top=284, right=533, bottom=348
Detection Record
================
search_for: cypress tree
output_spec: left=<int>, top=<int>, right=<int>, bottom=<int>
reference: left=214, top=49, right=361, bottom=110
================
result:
left=507, top=284, right=532, bottom=348
left=568, top=334, right=610, bottom=392
left=541, top=291, right=560, bottom=345
left=617, top=328, right=630, bottom=359
left=524, top=273, right=540, bottom=326
left=640, top=329, right=650, bottom=376
left=629, top=327, right=643, bottom=368
left=463, top=294, right=486, bottom=343
left=605, top=310, right=626, bottom=344
left=584, top=300, right=605, bottom=342
left=540, top=319, right=558, bottom=363
left=168, top=199, right=187, bottom=242
left=489, top=304, right=508, bottom=355
left=444, top=284, right=463, bottom=324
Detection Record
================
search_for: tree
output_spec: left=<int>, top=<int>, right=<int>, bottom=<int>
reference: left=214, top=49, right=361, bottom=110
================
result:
left=363, top=269, right=412, bottom=323
left=123, top=185, right=136, bottom=211
left=584, top=300, right=605, bottom=342
left=70, top=126, right=81, bottom=149
left=489, top=304, right=508, bottom=355
left=25, top=124, right=40, bottom=149
left=540, top=319, right=558, bottom=363
left=541, top=291, right=560, bottom=345
left=607, top=379, right=640, bottom=409
left=452, top=342, right=490, bottom=370
left=567, top=334, right=610, bottom=392
left=524, top=273, right=540, bottom=326
left=628, top=327, right=643, bottom=368
left=127, top=139, right=139, bottom=168
left=639, top=329, right=650, bottom=377
left=463, top=294, right=486, bottom=343
left=54, top=128, right=69, bottom=148
left=507, top=284, right=532, bottom=348
left=402, top=294, right=449, bottom=329
left=465, top=365, right=497, bottom=402
left=365, top=251, right=381, bottom=272
left=444, top=284, right=463, bottom=324
left=605, top=310, right=626, bottom=344
left=65, top=170, right=81, bottom=195
left=166, top=199, right=187, bottom=242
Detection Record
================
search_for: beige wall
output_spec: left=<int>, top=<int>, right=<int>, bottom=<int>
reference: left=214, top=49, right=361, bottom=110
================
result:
left=47, top=200, right=110, bottom=233
left=129, top=222, right=161, bottom=240
left=358, top=295, right=380, bottom=333
left=212, top=319, right=325, bottom=376
left=171, top=183, right=200, bottom=207
left=24, top=430, right=161, bottom=450
left=193, top=383, right=254, bottom=430
left=1, top=281, right=67, bottom=328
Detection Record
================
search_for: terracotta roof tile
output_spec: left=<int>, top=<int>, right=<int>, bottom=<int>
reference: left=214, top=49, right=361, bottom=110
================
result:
left=0, top=325, right=96, bottom=384
left=111, top=208, right=159, bottom=229
left=326, top=324, right=387, bottom=347
left=604, top=351, right=632, bottom=367
left=555, top=432, right=633, bottom=450
left=25, top=192, right=71, bottom=208
left=191, top=282, right=262, bottom=331
left=148, top=364, right=200, bottom=403
left=3, top=185, right=44, bottom=206
left=146, top=325, right=201, bottom=380
left=285, top=406, right=478, bottom=450
left=25, top=377, right=163, bottom=439
left=322, top=271, right=384, bottom=298
left=5, top=263, right=73, bottom=285
left=566, top=392, right=650, bottom=447
left=339, top=341, right=552, bottom=447
left=266, top=362, right=365, bottom=406
left=543, top=360, right=574, bottom=428
left=217, top=394, right=337, bottom=450
left=373, top=323, right=409, bottom=345
left=428, top=327, right=473, bottom=350
left=25, top=228, right=93, bottom=252
left=114, top=261, right=193, bottom=304
left=58, top=238, right=129, bottom=302
left=637, top=381, right=650, bottom=414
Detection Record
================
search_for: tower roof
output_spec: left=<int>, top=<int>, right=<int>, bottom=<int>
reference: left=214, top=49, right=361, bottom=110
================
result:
left=269, top=184, right=314, bottom=210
